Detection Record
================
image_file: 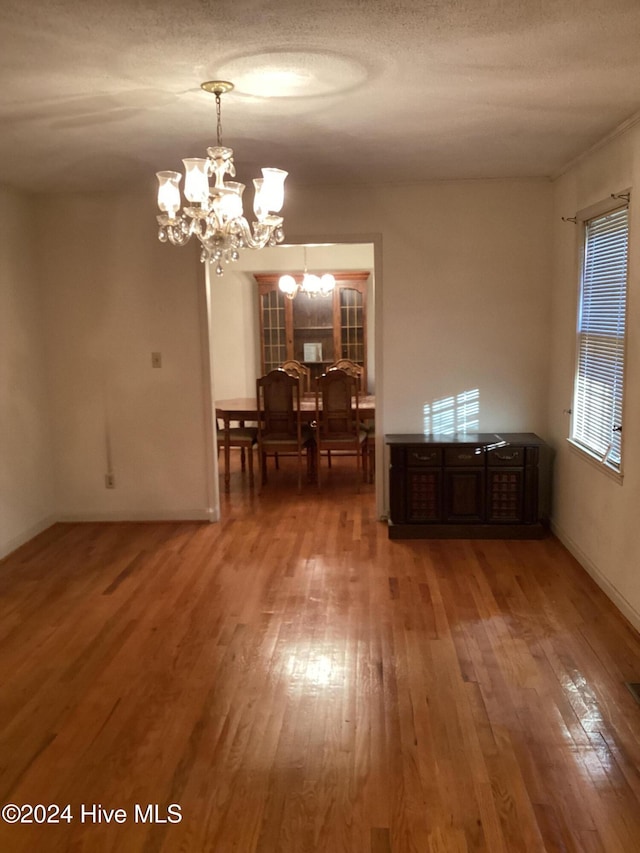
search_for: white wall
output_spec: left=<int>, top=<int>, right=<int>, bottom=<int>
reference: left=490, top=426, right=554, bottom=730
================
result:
left=209, top=271, right=259, bottom=401
left=38, top=191, right=212, bottom=520
left=0, top=186, right=55, bottom=558
left=549, top=125, right=640, bottom=631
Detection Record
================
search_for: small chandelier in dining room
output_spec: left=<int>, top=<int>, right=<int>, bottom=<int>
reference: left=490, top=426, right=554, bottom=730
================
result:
left=278, top=246, right=336, bottom=300
left=155, top=81, right=287, bottom=276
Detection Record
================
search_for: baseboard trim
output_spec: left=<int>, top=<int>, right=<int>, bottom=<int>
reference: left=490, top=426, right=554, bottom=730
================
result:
left=551, top=519, right=640, bottom=635
left=57, top=508, right=218, bottom=523
left=0, top=515, right=57, bottom=562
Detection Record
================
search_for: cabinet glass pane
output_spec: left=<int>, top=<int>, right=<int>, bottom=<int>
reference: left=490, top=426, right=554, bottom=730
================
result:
left=292, top=293, right=333, bottom=330
left=293, top=293, right=334, bottom=369
left=261, top=289, right=287, bottom=373
left=340, top=287, right=364, bottom=364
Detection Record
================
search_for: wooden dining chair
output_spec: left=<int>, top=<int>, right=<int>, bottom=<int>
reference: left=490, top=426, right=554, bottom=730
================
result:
left=327, top=358, right=373, bottom=475
left=280, top=359, right=311, bottom=394
left=216, top=420, right=258, bottom=490
left=256, top=369, right=314, bottom=492
left=314, top=369, right=368, bottom=488
left=328, top=358, right=364, bottom=392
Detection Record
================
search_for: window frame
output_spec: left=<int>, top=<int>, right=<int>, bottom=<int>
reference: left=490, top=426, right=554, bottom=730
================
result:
left=568, top=194, right=630, bottom=480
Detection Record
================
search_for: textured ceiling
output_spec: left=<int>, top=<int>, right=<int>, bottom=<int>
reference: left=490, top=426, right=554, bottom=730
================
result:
left=2, top=0, right=640, bottom=193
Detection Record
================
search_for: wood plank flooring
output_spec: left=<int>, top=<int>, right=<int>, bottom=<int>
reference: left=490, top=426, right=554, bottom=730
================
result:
left=1, top=454, right=640, bottom=851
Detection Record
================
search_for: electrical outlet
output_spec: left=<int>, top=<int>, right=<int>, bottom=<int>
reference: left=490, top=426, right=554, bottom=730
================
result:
left=151, top=352, right=162, bottom=368
left=105, top=473, right=115, bottom=489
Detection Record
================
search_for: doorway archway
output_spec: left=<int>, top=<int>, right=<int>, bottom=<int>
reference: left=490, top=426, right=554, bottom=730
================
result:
left=200, top=234, right=383, bottom=520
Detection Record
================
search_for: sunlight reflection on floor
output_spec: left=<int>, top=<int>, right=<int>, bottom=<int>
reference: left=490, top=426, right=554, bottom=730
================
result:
left=285, top=651, right=339, bottom=689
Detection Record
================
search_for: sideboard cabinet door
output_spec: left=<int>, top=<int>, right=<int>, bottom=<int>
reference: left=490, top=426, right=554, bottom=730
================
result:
left=389, top=445, right=443, bottom=523
left=486, top=445, right=527, bottom=523
left=406, top=468, right=442, bottom=522
left=444, top=469, right=485, bottom=522
left=486, top=468, right=525, bottom=522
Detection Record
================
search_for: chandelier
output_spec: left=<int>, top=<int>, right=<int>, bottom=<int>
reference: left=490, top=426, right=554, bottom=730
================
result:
left=155, top=81, right=287, bottom=276
left=278, top=246, right=336, bottom=300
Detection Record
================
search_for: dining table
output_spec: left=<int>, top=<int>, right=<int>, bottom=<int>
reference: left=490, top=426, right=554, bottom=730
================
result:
left=215, top=394, right=375, bottom=489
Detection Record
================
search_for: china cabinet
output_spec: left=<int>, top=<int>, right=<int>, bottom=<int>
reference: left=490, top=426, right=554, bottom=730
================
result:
left=255, top=272, right=368, bottom=387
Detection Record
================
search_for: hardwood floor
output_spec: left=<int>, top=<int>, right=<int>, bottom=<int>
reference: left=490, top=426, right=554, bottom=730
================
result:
left=1, top=454, right=640, bottom=851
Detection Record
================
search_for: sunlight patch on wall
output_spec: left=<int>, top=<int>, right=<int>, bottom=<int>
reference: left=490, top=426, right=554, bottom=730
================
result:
left=423, top=389, right=480, bottom=435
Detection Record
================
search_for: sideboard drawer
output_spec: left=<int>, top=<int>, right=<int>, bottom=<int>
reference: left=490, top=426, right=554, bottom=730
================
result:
left=487, top=446, right=525, bottom=467
left=406, top=447, right=442, bottom=467
left=444, top=447, right=484, bottom=466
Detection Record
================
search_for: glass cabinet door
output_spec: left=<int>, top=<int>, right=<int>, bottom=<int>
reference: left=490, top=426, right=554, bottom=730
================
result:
left=340, top=286, right=365, bottom=366
left=260, top=287, right=287, bottom=374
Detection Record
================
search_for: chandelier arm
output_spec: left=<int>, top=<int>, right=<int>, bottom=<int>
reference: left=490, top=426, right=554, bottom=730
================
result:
left=157, top=213, right=193, bottom=247
left=200, top=211, right=224, bottom=242
left=168, top=219, right=193, bottom=246
left=216, top=92, right=223, bottom=147
left=234, top=219, right=271, bottom=250
left=223, top=217, right=283, bottom=250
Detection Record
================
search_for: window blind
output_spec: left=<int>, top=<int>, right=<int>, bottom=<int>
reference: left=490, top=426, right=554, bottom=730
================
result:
left=572, top=205, right=628, bottom=470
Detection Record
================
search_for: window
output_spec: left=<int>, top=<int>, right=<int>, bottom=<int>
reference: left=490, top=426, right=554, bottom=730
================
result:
left=571, top=202, right=629, bottom=472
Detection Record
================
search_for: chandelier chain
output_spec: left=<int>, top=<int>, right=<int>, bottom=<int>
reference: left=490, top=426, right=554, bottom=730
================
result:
left=216, top=93, right=223, bottom=147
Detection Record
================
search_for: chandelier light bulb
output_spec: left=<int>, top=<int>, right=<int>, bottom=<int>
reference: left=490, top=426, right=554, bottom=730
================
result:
left=260, top=168, right=287, bottom=213
left=278, top=274, right=299, bottom=299
left=156, top=171, right=182, bottom=218
left=221, top=182, right=245, bottom=220
left=182, top=159, right=209, bottom=203
left=253, top=178, right=266, bottom=221
left=320, top=273, right=336, bottom=294
left=302, top=272, right=321, bottom=295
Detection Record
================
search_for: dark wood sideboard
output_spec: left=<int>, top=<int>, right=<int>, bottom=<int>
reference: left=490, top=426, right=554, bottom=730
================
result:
left=386, top=433, right=552, bottom=539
